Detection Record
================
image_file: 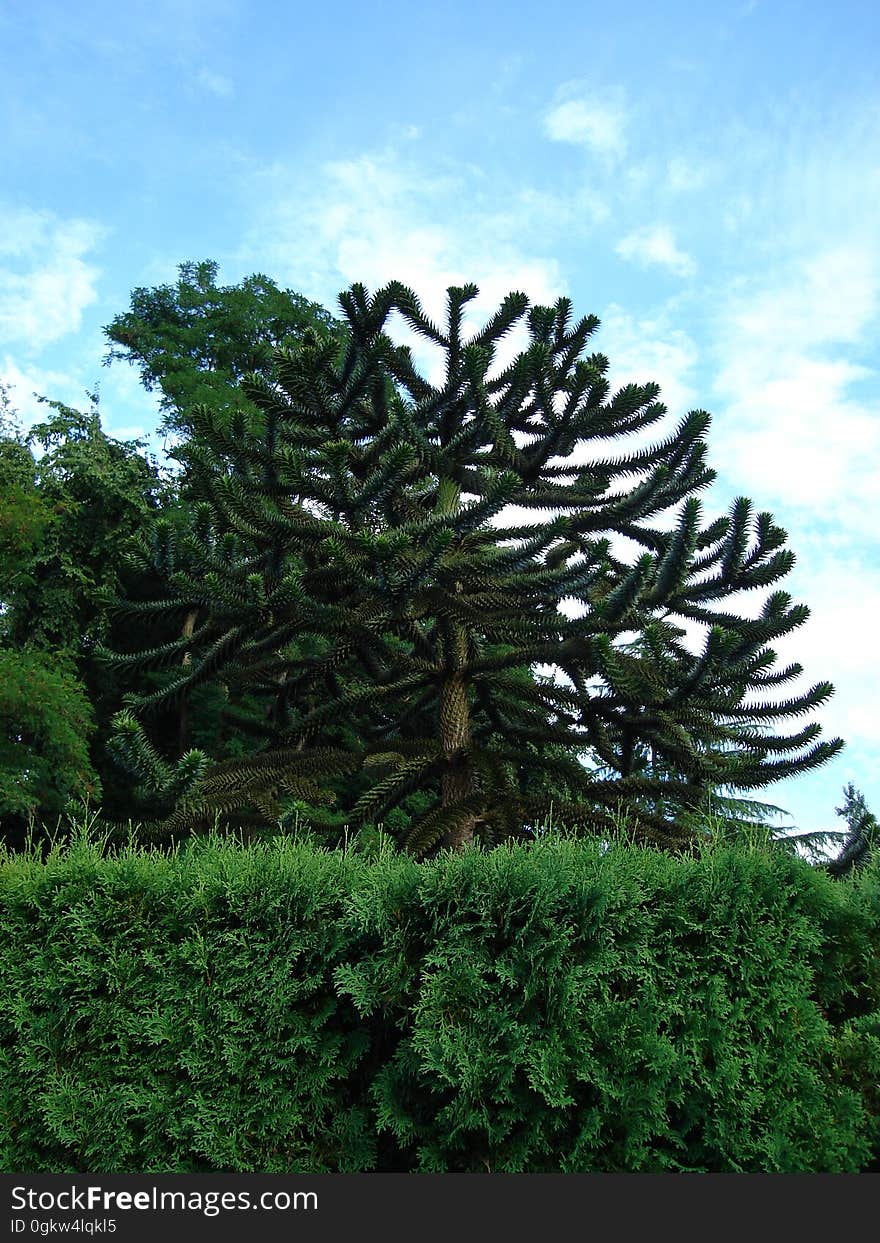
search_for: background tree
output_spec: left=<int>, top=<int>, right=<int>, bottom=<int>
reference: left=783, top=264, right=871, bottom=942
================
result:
left=100, top=261, right=371, bottom=826
left=0, top=264, right=345, bottom=838
left=104, top=259, right=343, bottom=443
left=0, top=648, right=100, bottom=846
left=0, top=384, right=52, bottom=636
left=104, top=280, right=844, bottom=852
left=2, top=397, right=169, bottom=653
left=824, top=784, right=878, bottom=876
left=0, top=392, right=171, bottom=832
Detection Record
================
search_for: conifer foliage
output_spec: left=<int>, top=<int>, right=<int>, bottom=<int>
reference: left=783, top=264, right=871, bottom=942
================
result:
left=105, top=281, right=843, bottom=851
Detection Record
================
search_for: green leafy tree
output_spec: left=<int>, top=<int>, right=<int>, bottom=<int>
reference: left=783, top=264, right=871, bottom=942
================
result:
left=3, top=398, right=170, bottom=653
left=0, top=394, right=172, bottom=827
left=99, top=263, right=396, bottom=829
left=104, top=259, right=343, bottom=441
left=99, top=262, right=343, bottom=802
left=105, top=280, right=843, bottom=852
left=0, top=648, right=100, bottom=845
left=0, top=387, right=52, bottom=627
left=1, top=265, right=346, bottom=840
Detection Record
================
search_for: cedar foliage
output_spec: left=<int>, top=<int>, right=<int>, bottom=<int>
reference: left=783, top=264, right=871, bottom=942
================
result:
left=103, top=280, right=843, bottom=851
left=1, top=833, right=877, bottom=1172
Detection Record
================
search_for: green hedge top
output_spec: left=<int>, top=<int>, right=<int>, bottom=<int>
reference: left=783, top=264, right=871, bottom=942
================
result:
left=1, top=834, right=878, bottom=1172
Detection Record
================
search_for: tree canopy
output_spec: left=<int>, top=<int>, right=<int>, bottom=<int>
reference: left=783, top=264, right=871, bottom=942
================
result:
left=104, top=259, right=342, bottom=441
left=103, top=279, right=844, bottom=852
left=3, top=265, right=870, bottom=866
left=0, top=266, right=343, bottom=839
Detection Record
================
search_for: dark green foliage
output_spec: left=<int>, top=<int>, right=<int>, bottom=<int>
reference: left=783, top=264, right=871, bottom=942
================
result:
left=2, top=400, right=169, bottom=653
left=2, top=833, right=877, bottom=1172
left=104, top=259, right=343, bottom=440
left=0, top=399, right=172, bottom=833
left=0, top=392, right=52, bottom=605
left=106, top=280, right=842, bottom=850
left=347, top=842, right=879, bottom=1172
left=0, top=650, right=100, bottom=844
left=1, top=266, right=343, bottom=839
left=93, top=262, right=359, bottom=826
left=826, top=783, right=879, bottom=877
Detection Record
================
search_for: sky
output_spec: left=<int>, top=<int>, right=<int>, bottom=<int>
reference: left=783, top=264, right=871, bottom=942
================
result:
left=1, top=0, right=878, bottom=836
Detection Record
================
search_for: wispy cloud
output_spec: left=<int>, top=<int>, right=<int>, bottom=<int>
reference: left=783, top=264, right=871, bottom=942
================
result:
left=664, top=156, right=711, bottom=194
left=542, top=84, right=627, bottom=158
left=0, top=205, right=104, bottom=351
left=709, top=245, right=880, bottom=523
left=0, top=356, right=83, bottom=427
left=194, top=66, right=233, bottom=98
left=243, top=148, right=570, bottom=382
left=700, top=240, right=880, bottom=789
left=615, top=224, right=696, bottom=278
left=727, top=247, right=877, bottom=350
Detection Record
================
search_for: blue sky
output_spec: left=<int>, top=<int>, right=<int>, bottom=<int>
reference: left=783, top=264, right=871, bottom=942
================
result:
left=2, top=0, right=878, bottom=834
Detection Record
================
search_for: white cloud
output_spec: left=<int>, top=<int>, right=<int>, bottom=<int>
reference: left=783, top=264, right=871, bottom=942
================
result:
left=0, top=356, right=84, bottom=427
left=0, top=206, right=104, bottom=351
left=194, top=67, right=233, bottom=98
left=726, top=247, right=878, bottom=351
left=709, top=245, right=880, bottom=522
left=701, top=240, right=880, bottom=802
left=712, top=359, right=879, bottom=518
left=243, top=149, right=569, bottom=384
left=615, top=224, right=696, bottom=278
left=543, top=86, right=627, bottom=157
left=665, top=156, right=711, bottom=194
left=596, top=304, right=700, bottom=422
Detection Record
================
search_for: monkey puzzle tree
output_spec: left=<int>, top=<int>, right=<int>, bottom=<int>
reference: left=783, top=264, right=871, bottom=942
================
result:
left=104, top=280, right=843, bottom=852
left=91, top=261, right=350, bottom=815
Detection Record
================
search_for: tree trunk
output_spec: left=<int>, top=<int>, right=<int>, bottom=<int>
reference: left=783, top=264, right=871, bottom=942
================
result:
left=440, top=646, right=476, bottom=851
left=435, top=476, right=477, bottom=851
left=178, top=609, right=198, bottom=755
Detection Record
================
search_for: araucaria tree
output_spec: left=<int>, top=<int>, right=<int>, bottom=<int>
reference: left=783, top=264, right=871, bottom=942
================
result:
left=105, top=280, right=843, bottom=852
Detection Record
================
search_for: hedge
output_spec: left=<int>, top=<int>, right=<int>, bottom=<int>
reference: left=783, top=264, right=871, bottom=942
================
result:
left=1, top=833, right=878, bottom=1172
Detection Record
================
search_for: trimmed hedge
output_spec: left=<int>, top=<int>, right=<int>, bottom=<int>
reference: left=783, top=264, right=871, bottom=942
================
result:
left=1, top=834, right=878, bottom=1172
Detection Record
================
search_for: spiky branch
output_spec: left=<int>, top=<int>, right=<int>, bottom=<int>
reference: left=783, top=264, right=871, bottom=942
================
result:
left=103, top=281, right=843, bottom=851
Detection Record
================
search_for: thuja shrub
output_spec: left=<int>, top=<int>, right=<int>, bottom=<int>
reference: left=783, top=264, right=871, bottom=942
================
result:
left=0, top=835, right=375, bottom=1172
left=1, top=832, right=878, bottom=1172
left=349, top=842, right=880, bottom=1172
left=816, top=856, right=880, bottom=1172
